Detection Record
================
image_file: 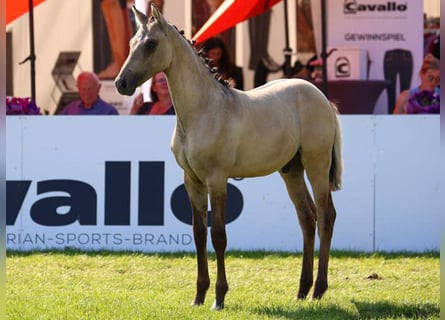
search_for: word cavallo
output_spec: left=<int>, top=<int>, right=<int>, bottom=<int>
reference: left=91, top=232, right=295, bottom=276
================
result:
left=344, top=1, right=408, bottom=14
left=7, top=161, right=243, bottom=227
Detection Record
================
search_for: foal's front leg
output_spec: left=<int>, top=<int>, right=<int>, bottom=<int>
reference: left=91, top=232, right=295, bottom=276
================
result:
left=208, top=181, right=229, bottom=310
left=184, top=173, right=210, bottom=306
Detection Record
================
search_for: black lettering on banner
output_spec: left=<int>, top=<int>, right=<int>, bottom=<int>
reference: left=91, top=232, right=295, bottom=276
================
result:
left=344, top=0, right=408, bottom=14
left=344, top=0, right=357, bottom=14
left=6, top=181, right=31, bottom=225
left=113, top=233, right=123, bottom=245
left=138, top=161, right=164, bottom=225
left=6, top=233, right=16, bottom=244
left=6, top=161, right=245, bottom=228
left=30, top=180, right=97, bottom=226
left=78, top=233, right=90, bottom=245
left=170, top=183, right=243, bottom=226
left=335, top=56, right=350, bottom=78
left=91, top=233, right=102, bottom=245
left=104, top=161, right=131, bottom=225
left=55, top=233, right=65, bottom=245
left=6, top=232, right=45, bottom=245
left=132, top=233, right=143, bottom=245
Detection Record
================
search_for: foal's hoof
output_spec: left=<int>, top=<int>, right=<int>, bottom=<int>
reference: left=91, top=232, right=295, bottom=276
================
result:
left=312, top=281, right=328, bottom=300
left=297, top=292, right=308, bottom=300
left=192, top=292, right=207, bottom=307
left=211, top=301, right=224, bottom=311
left=312, top=292, right=324, bottom=300
left=191, top=298, right=205, bottom=307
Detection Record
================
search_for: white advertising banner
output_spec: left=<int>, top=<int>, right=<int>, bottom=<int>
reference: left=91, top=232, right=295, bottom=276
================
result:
left=6, top=116, right=440, bottom=252
left=326, top=0, right=424, bottom=114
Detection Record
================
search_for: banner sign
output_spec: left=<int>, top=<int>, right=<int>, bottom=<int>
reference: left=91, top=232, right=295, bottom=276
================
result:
left=6, top=116, right=440, bottom=252
left=327, top=0, right=423, bottom=114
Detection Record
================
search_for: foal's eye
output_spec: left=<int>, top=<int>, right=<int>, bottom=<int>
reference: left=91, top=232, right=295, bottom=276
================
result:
left=144, top=39, right=157, bottom=51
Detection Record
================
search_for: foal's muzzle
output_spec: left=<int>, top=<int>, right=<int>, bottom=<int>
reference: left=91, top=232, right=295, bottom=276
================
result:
left=115, top=77, right=136, bottom=96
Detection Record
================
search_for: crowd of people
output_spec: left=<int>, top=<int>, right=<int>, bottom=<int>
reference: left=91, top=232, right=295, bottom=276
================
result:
left=13, top=0, right=439, bottom=116
left=58, top=34, right=244, bottom=115
left=59, top=52, right=440, bottom=116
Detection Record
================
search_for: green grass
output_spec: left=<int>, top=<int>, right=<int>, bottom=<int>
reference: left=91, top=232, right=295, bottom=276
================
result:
left=6, top=250, right=439, bottom=319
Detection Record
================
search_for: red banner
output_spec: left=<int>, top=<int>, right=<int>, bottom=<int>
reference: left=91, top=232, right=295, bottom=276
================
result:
left=6, top=0, right=46, bottom=24
left=193, top=0, right=282, bottom=44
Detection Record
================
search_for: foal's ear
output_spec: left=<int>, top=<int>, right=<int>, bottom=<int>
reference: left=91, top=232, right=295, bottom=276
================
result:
left=132, top=6, right=148, bottom=26
left=151, top=3, right=168, bottom=32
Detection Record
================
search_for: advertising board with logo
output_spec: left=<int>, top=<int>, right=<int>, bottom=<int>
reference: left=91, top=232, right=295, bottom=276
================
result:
left=6, top=116, right=440, bottom=252
left=327, top=0, right=423, bottom=114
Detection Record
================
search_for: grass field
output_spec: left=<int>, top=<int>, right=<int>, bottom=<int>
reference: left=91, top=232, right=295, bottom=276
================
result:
left=6, top=250, right=439, bottom=319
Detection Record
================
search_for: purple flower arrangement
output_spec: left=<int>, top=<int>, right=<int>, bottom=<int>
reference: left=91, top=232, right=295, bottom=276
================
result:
left=406, top=90, right=440, bottom=114
left=6, top=96, right=41, bottom=115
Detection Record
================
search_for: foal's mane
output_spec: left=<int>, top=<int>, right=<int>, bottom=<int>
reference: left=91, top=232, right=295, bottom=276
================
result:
left=169, top=23, right=230, bottom=87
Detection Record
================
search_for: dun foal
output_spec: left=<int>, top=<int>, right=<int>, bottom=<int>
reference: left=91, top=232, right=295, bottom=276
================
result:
left=115, top=5, right=343, bottom=310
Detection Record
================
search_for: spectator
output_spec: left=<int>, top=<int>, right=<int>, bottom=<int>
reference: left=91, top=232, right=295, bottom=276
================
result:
left=393, top=54, right=440, bottom=114
left=59, top=72, right=119, bottom=115
left=201, top=37, right=244, bottom=90
left=130, top=72, right=175, bottom=115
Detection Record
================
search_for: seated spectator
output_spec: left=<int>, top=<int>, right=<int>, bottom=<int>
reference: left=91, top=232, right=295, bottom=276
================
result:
left=201, top=37, right=244, bottom=90
left=393, top=54, right=440, bottom=114
left=59, top=72, right=119, bottom=115
left=130, top=72, right=175, bottom=115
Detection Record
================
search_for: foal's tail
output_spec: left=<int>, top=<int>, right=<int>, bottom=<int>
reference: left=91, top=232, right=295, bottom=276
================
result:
left=329, top=102, right=343, bottom=191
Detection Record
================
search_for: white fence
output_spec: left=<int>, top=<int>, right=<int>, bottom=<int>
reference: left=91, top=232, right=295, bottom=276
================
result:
left=6, top=115, right=440, bottom=252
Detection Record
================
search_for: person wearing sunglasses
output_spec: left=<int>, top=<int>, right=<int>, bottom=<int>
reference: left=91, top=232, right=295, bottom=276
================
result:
left=393, top=54, right=440, bottom=114
left=130, top=72, right=175, bottom=115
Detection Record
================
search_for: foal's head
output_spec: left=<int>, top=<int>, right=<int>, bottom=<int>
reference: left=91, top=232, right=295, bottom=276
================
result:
left=115, top=4, right=172, bottom=96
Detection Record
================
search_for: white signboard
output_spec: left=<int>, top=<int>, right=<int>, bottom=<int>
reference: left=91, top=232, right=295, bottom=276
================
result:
left=6, top=116, right=440, bottom=252
left=327, top=0, right=423, bottom=114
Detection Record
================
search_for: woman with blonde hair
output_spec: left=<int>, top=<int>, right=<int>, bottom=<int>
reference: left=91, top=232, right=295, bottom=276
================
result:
left=393, top=54, right=440, bottom=114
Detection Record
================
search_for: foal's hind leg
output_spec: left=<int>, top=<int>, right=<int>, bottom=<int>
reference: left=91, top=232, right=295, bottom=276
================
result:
left=303, top=153, right=337, bottom=300
left=313, top=192, right=336, bottom=299
left=184, top=172, right=210, bottom=306
left=280, top=154, right=317, bottom=300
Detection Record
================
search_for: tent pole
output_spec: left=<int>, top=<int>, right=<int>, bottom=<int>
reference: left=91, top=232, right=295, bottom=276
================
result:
left=29, top=0, right=36, bottom=101
left=320, top=0, right=328, bottom=96
left=283, top=0, right=292, bottom=78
